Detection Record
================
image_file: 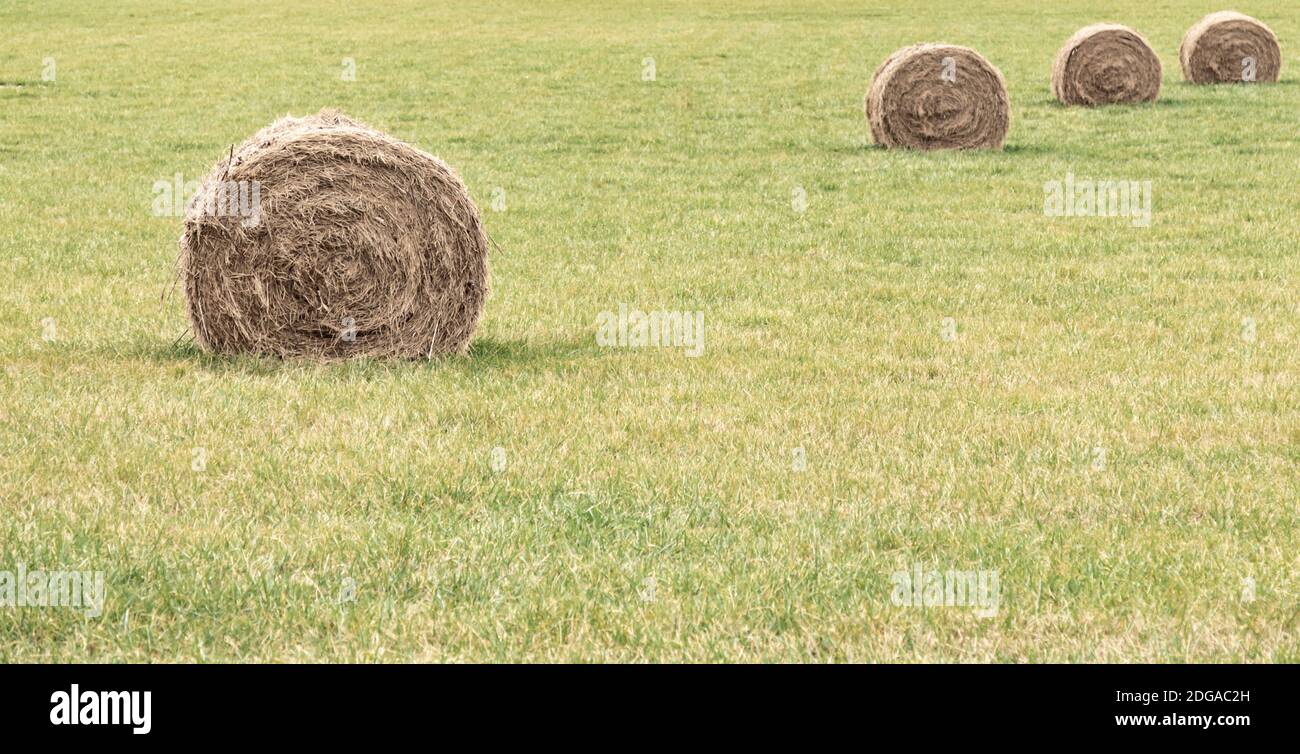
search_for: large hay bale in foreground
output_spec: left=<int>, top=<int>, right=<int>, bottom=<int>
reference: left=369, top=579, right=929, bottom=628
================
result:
left=179, top=109, right=489, bottom=360
left=865, top=43, right=1010, bottom=150
left=1180, top=11, right=1281, bottom=84
left=1052, top=23, right=1162, bottom=106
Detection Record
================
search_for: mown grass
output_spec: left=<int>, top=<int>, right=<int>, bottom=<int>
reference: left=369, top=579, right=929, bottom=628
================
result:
left=0, top=0, right=1296, bottom=661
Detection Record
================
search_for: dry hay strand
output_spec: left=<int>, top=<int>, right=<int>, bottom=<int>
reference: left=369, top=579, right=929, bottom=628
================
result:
left=1052, top=23, right=1162, bottom=106
left=865, top=43, right=1010, bottom=150
left=1180, top=11, right=1281, bottom=84
left=178, top=109, right=489, bottom=360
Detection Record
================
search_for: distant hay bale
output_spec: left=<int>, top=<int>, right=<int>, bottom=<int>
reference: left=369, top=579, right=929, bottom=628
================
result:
left=1052, top=24, right=1162, bottom=106
left=1180, top=11, right=1281, bottom=84
left=865, top=43, right=1010, bottom=150
left=178, top=109, right=489, bottom=360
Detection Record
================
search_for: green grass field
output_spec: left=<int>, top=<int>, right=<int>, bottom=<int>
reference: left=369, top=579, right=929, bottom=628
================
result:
left=1, top=0, right=1297, bottom=662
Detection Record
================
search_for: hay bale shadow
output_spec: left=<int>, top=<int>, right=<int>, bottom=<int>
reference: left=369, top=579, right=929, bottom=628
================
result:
left=1000, top=144, right=1053, bottom=155
left=127, top=334, right=595, bottom=377
left=462, top=336, right=596, bottom=370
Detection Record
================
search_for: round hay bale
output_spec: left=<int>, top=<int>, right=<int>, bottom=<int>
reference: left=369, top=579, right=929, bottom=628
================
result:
left=178, top=109, right=489, bottom=360
left=1051, top=23, right=1162, bottom=106
left=865, top=43, right=1010, bottom=150
left=1179, top=11, right=1281, bottom=84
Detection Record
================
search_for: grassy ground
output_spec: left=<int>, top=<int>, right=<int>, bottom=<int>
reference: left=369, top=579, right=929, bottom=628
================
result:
left=1, top=0, right=1297, bottom=662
